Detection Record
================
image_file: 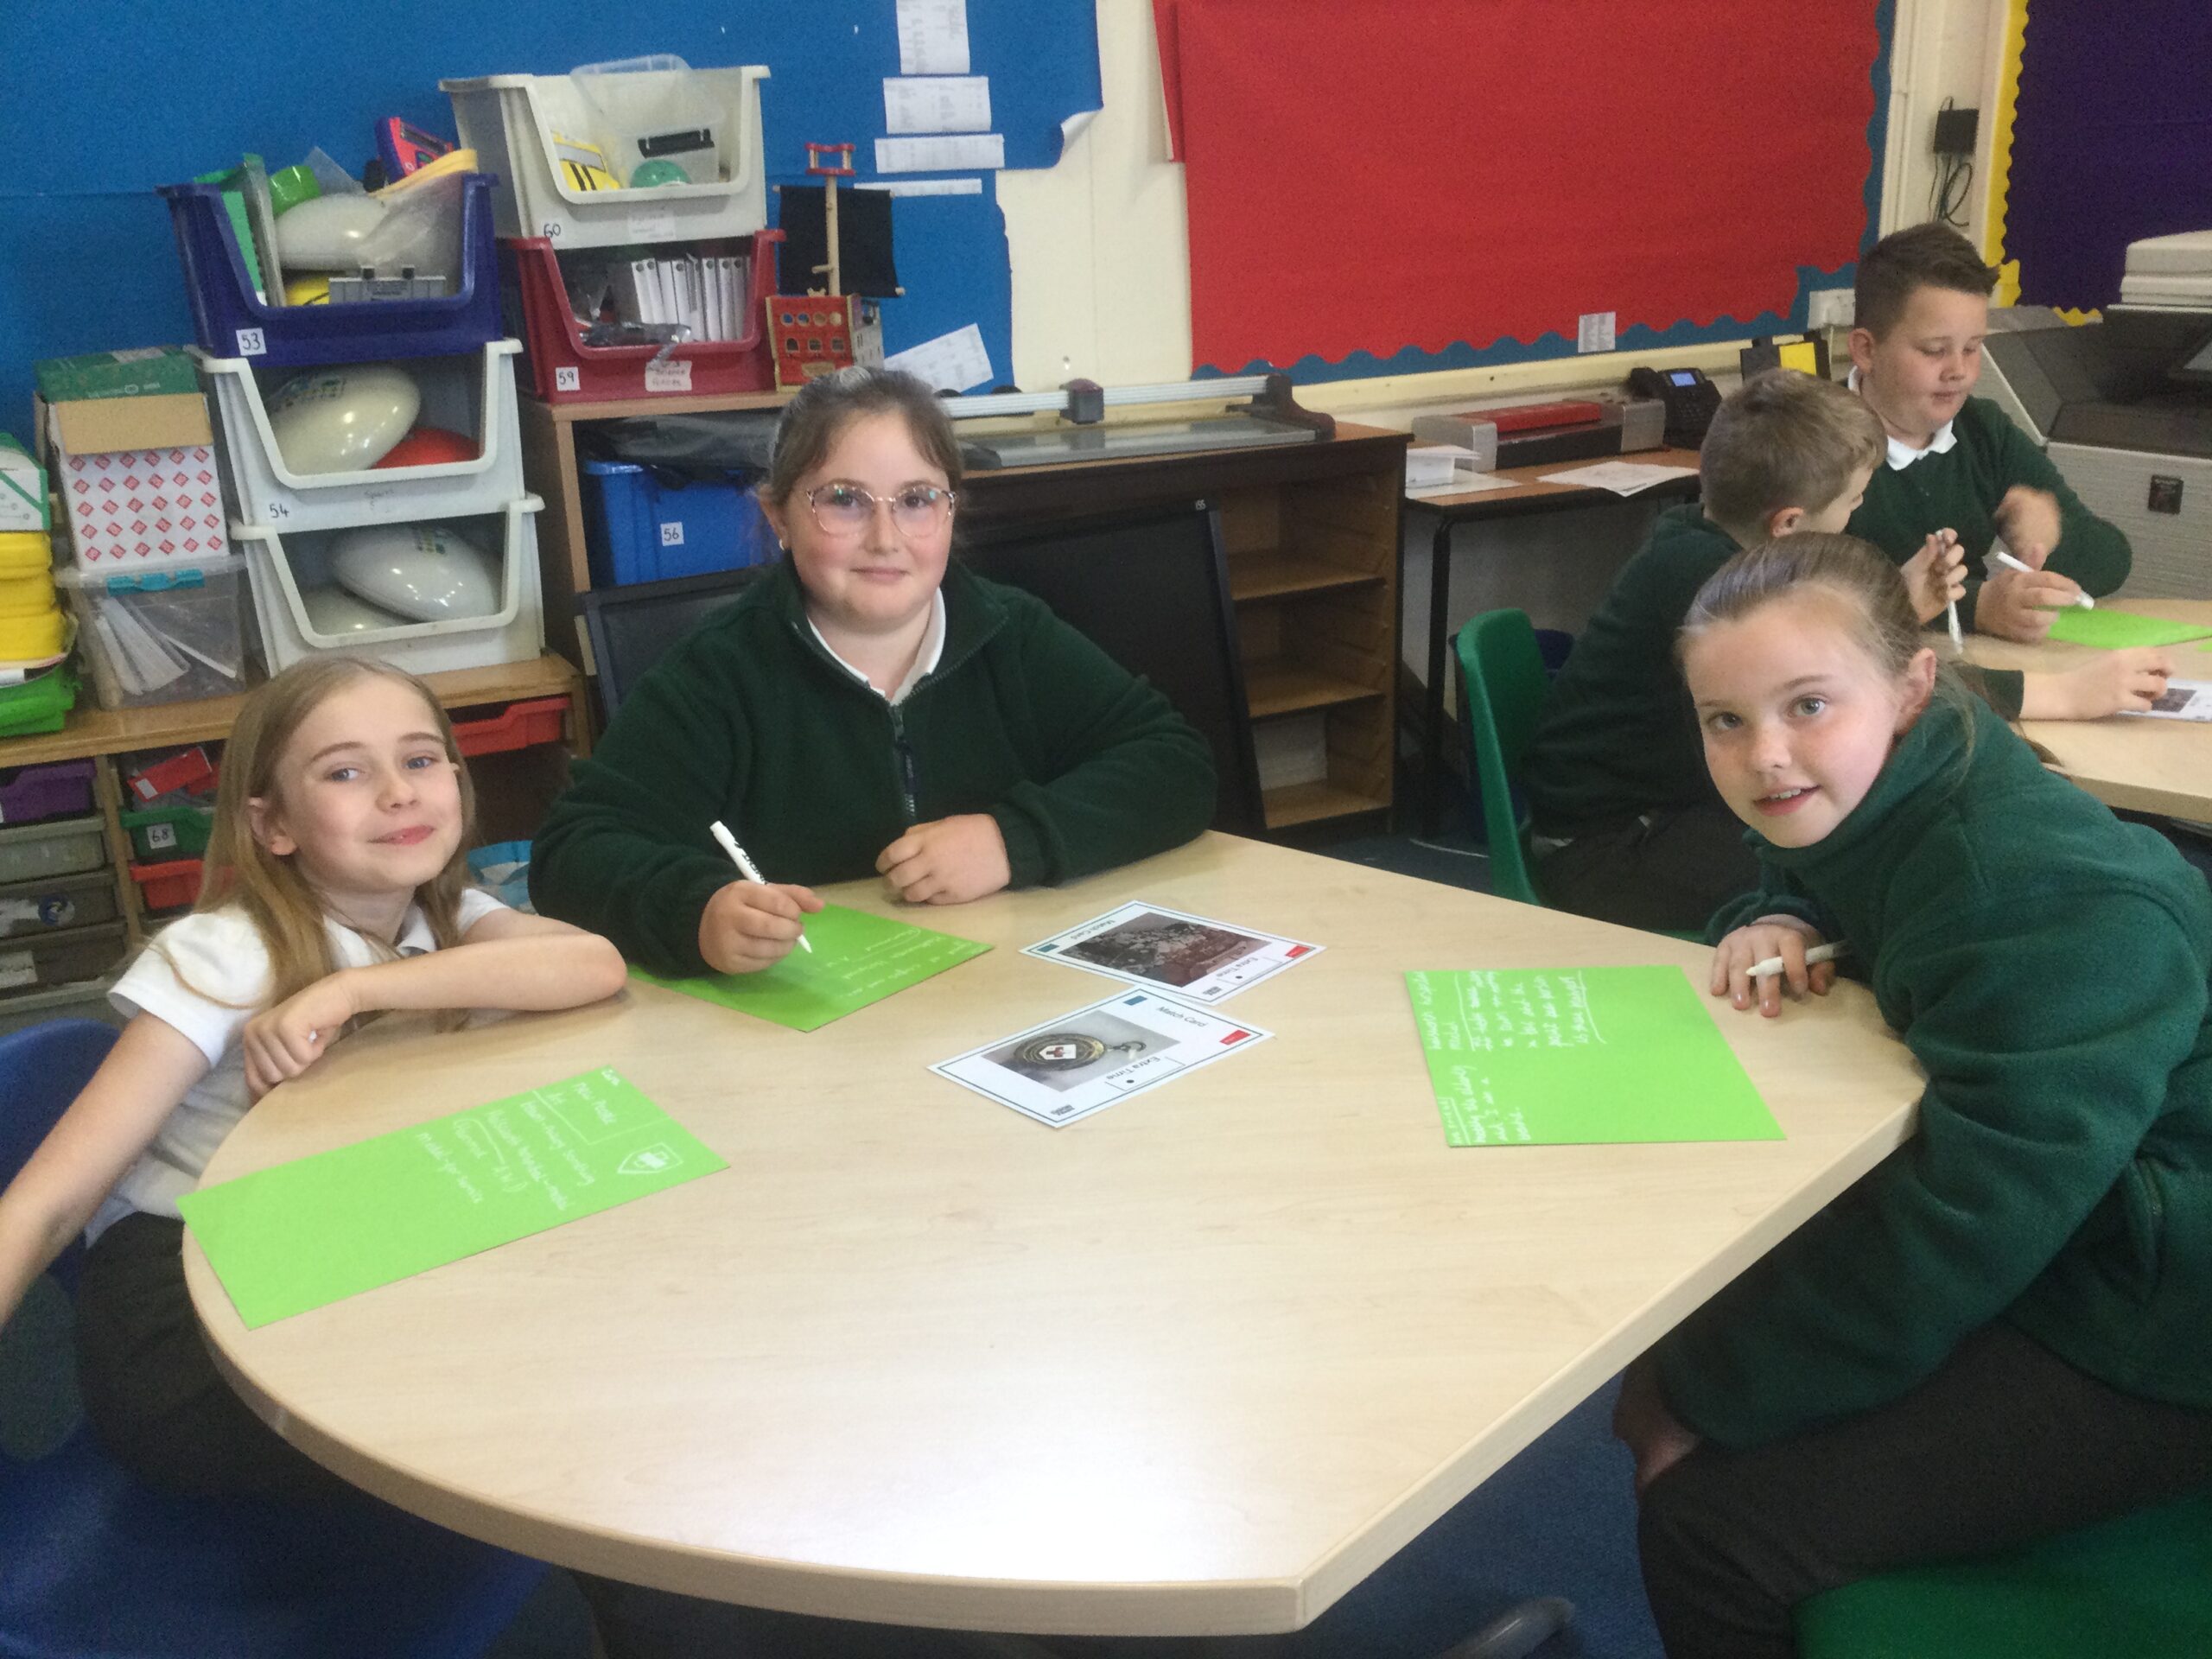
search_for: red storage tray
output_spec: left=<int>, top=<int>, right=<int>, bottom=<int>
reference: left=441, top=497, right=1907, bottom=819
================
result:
left=451, top=696, right=569, bottom=758
left=504, top=232, right=781, bottom=404
left=130, top=857, right=205, bottom=912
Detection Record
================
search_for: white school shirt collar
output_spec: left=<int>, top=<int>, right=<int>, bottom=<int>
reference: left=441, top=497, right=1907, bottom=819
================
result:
left=808, top=589, right=947, bottom=706
left=1847, top=366, right=1958, bottom=469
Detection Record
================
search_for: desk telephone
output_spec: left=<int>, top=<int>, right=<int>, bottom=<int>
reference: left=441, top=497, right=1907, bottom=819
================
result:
left=1627, top=365, right=1721, bottom=448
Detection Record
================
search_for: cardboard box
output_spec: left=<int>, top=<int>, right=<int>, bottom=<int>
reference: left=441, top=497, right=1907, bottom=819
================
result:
left=0, top=435, right=47, bottom=533
left=35, top=349, right=229, bottom=570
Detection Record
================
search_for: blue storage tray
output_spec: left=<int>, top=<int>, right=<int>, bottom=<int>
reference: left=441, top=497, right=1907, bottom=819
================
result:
left=158, top=175, right=501, bottom=367
left=582, top=460, right=778, bottom=587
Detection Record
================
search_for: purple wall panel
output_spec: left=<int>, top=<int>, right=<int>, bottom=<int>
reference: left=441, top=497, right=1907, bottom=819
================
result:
left=2007, top=2, right=2212, bottom=309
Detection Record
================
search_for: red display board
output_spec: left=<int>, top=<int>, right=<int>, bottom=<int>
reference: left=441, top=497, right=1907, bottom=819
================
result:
left=1157, top=0, right=1880, bottom=372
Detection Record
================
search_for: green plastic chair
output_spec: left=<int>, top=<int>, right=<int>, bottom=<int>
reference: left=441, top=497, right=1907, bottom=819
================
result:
left=1452, top=610, right=1549, bottom=907
left=1796, top=1488, right=2212, bottom=1658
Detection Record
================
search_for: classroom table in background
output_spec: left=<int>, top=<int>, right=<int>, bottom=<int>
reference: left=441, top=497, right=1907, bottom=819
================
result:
left=184, top=832, right=1919, bottom=1638
left=1402, top=448, right=1704, bottom=837
left=1965, top=598, right=2212, bottom=823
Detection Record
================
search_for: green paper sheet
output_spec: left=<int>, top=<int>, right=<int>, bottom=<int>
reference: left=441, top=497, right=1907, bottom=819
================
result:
left=631, top=903, right=989, bottom=1031
left=179, top=1068, right=724, bottom=1327
left=1405, top=966, right=1783, bottom=1146
left=2045, top=609, right=2212, bottom=650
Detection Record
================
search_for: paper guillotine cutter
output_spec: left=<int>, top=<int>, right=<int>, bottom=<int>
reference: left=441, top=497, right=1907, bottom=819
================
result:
left=945, top=373, right=1333, bottom=467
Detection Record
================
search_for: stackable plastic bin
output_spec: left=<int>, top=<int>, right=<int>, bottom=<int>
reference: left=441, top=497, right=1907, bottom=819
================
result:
left=451, top=696, right=569, bottom=758
left=0, top=919, right=129, bottom=995
left=0, top=817, right=108, bottom=885
left=159, top=175, right=501, bottom=366
left=442, top=67, right=768, bottom=249
left=0, top=868, right=119, bottom=938
left=234, top=496, right=546, bottom=676
left=502, top=232, right=780, bottom=402
left=195, top=340, right=524, bottom=531
left=129, top=858, right=204, bottom=912
left=55, top=557, right=255, bottom=709
left=582, top=459, right=777, bottom=585
left=121, top=800, right=217, bottom=860
left=0, top=760, right=96, bottom=826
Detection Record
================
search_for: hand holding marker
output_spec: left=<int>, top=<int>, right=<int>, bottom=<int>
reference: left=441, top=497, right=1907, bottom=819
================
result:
left=1747, top=941, right=1847, bottom=980
left=1991, top=547, right=2094, bottom=609
left=710, top=820, right=813, bottom=954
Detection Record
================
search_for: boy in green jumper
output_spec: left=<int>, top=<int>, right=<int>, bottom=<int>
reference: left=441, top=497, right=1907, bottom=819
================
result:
left=1843, top=220, right=2133, bottom=640
left=1523, top=372, right=2171, bottom=936
left=1526, top=372, right=1950, bottom=932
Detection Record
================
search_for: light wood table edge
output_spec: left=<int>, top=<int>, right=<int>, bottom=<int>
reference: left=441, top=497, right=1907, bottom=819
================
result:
left=179, top=836, right=1925, bottom=1637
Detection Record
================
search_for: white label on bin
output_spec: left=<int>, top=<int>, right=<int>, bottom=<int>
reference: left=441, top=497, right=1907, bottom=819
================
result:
left=645, top=359, right=694, bottom=394
left=555, top=366, right=582, bottom=392
left=0, top=949, right=32, bottom=990
left=149, top=823, right=178, bottom=850
left=627, top=205, right=677, bottom=240
left=235, top=327, right=267, bottom=357
left=660, top=521, right=686, bottom=547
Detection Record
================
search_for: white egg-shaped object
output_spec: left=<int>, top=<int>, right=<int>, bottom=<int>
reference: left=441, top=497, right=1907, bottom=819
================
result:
left=266, top=365, right=420, bottom=474
left=275, top=194, right=390, bottom=270
left=301, top=586, right=411, bottom=637
left=332, top=523, right=499, bottom=622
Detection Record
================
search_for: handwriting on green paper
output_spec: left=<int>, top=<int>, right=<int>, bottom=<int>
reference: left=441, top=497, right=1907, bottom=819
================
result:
left=2046, top=609, right=2212, bottom=650
left=630, top=903, right=989, bottom=1032
left=1405, top=966, right=1783, bottom=1147
left=180, top=1068, right=724, bottom=1327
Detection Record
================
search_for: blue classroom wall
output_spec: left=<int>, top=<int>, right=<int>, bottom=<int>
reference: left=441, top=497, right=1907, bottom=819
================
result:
left=0, top=0, right=1100, bottom=435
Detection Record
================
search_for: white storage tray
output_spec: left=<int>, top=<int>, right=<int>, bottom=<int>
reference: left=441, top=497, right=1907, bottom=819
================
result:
left=196, top=340, right=524, bottom=533
left=442, top=66, right=769, bottom=250
left=235, top=496, right=545, bottom=676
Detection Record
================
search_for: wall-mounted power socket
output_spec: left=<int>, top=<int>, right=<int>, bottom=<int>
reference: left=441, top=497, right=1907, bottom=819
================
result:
left=1806, top=288, right=1856, bottom=331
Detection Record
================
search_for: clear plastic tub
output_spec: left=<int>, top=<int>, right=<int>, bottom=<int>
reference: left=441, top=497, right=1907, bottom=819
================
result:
left=55, top=557, right=255, bottom=709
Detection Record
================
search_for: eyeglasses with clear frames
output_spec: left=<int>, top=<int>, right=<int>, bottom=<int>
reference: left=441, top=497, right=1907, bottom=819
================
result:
left=804, top=482, right=957, bottom=537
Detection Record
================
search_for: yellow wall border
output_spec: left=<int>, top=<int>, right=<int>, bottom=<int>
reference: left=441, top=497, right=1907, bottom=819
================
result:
left=1983, top=0, right=2029, bottom=307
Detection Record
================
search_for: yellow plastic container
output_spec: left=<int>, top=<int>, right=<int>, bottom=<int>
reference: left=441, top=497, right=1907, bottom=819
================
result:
left=0, top=531, right=53, bottom=578
left=0, top=570, right=56, bottom=616
left=0, top=607, right=66, bottom=659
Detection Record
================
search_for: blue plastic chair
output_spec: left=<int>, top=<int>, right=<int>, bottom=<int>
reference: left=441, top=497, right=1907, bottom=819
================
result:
left=0, top=1017, right=549, bottom=1658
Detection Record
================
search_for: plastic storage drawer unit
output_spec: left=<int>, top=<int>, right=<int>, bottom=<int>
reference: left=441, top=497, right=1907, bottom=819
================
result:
left=129, top=859, right=204, bottom=912
left=0, top=816, right=110, bottom=885
left=197, top=341, right=525, bottom=532
left=56, top=557, right=254, bottom=709
left=0, top=868, right=119, bottom=938
left=0, top=759, right=97, bottom=825
left=236, top=496, right=546, bottom=676
left=159, top=175, right=502, bottom=367
left=442, top=66, right=768, bottom=249
left=582, top=460, right=777, bottom=585
left=0, top=919, right=129, bottom=995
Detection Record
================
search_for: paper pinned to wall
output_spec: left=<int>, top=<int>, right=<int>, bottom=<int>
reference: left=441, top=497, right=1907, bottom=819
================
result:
left=885, top=75, right=994, bottom=134
left=887, top=322, right=995, bottom=392
left=877, top=134, right=1007, bottom=174
left=856, top=178, right=986, bottom=197
left=899, top=0, right=972, bottom=74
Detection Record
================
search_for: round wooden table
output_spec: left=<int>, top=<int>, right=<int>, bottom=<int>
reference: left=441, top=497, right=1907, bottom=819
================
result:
left=187, top=834, right=1921, bottom=1637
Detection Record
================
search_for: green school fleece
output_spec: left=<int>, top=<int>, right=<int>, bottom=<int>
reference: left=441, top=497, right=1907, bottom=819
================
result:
left=530, top=557, right=1217, bottom=975
left=1660, top=695, right=2212, bottom=1447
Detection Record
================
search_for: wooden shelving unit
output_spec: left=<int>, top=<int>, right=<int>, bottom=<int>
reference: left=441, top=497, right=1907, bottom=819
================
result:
left=518, top=390, right=1409, bottom=837
left=0, top=654, right=591, bottom=957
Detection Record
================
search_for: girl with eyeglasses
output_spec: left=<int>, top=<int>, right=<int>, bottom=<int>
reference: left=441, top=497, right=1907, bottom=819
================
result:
left=531, top=365, right=1217, bottom=977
